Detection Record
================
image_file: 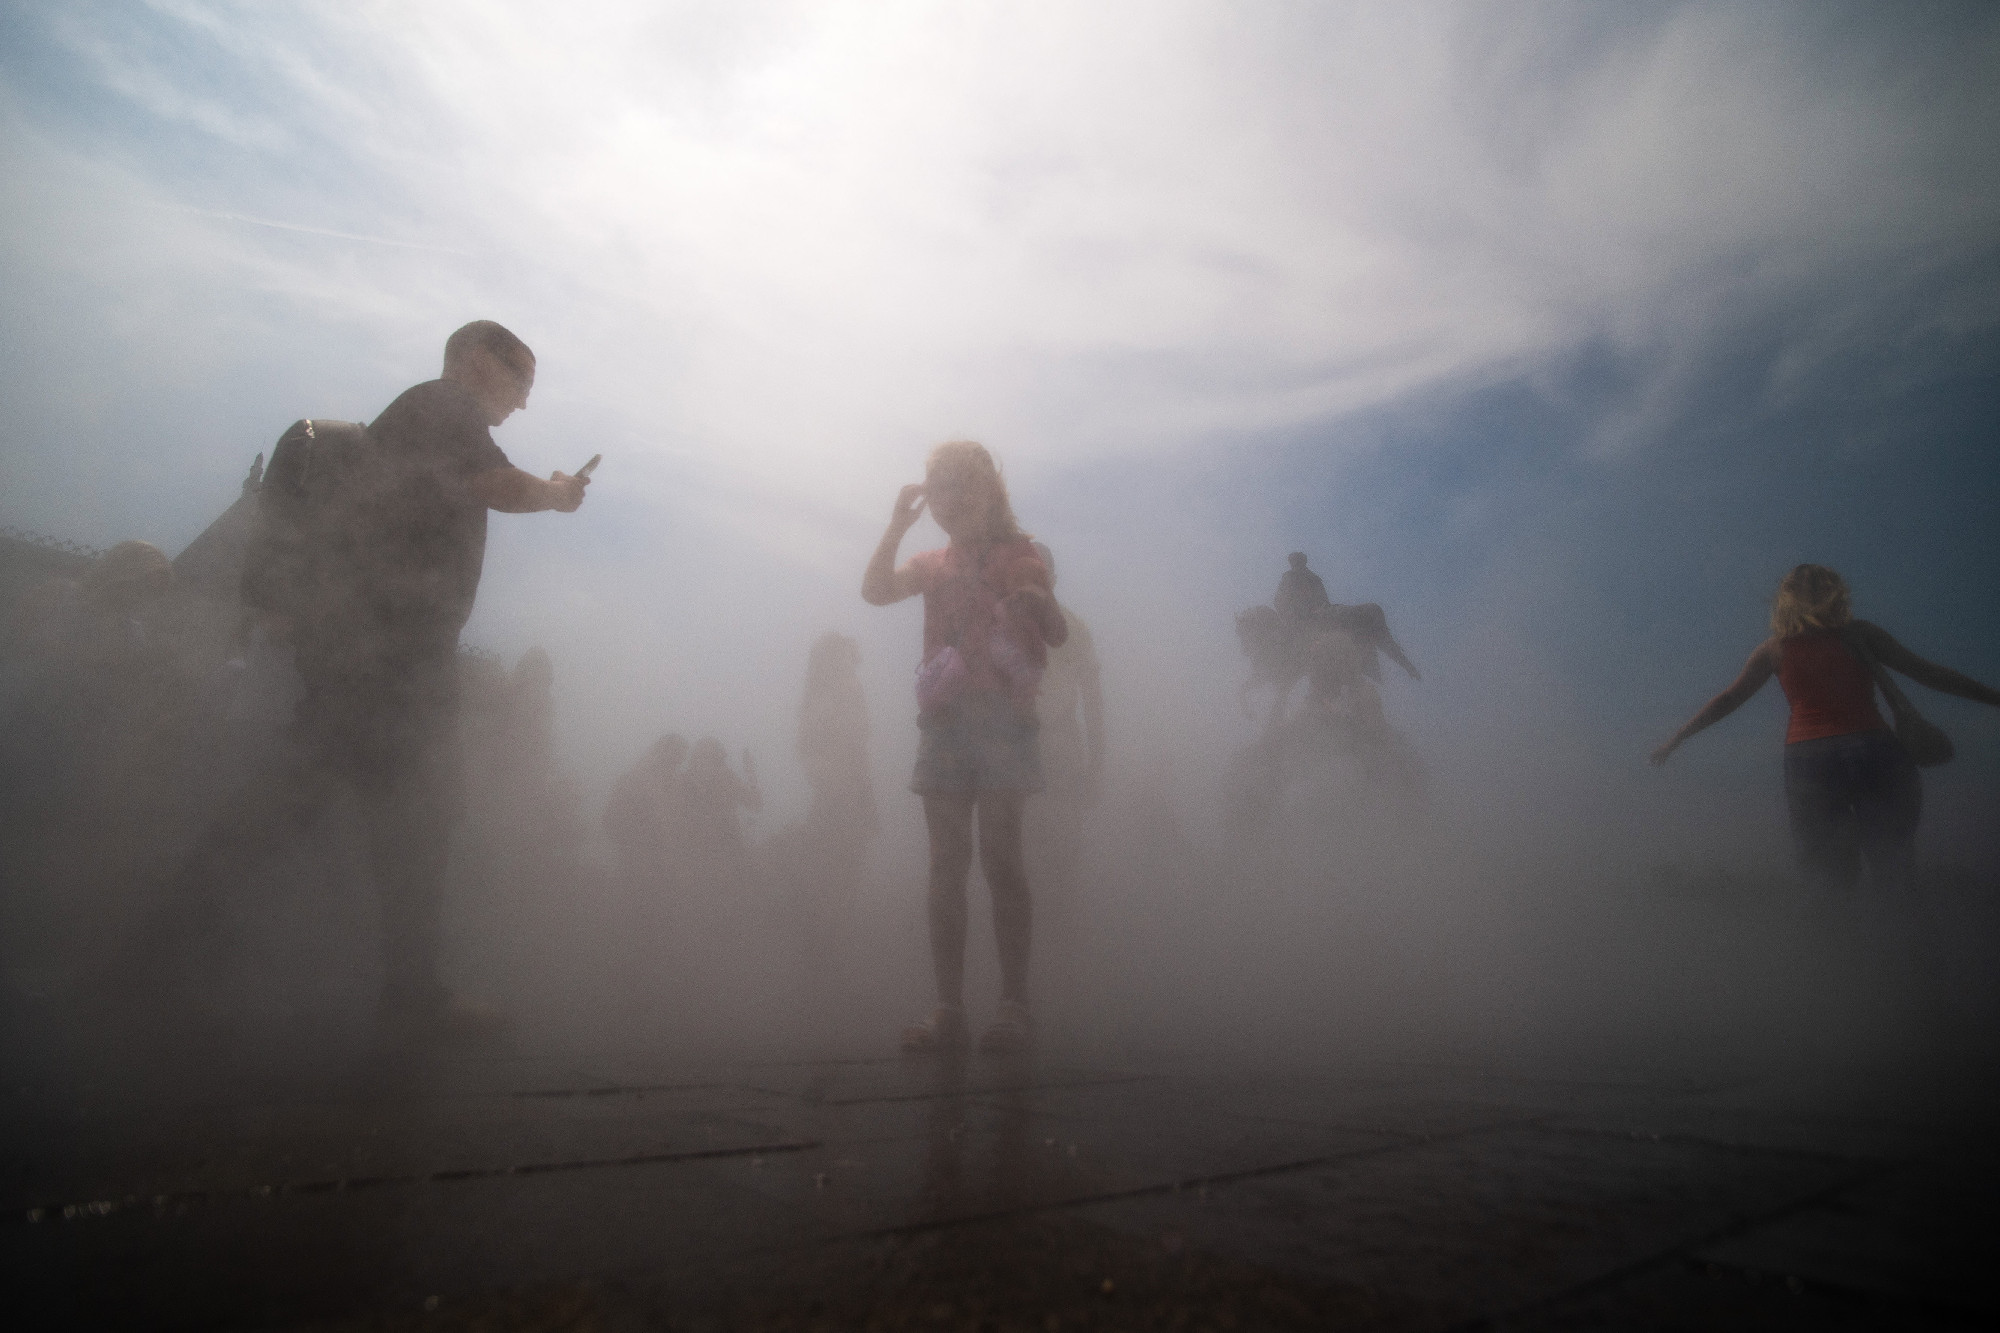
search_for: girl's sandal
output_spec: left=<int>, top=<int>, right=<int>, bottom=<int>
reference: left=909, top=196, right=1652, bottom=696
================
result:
left=977, top=1000, right=1035, bottom=1054
left=900, top=1004, right=967, bottom=1053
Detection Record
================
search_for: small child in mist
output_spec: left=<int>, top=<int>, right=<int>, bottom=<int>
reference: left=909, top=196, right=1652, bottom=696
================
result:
left=862, top=440, right=1067, bottom=1053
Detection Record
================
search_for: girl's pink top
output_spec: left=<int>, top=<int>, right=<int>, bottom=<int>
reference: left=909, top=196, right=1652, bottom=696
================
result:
left=906, top=538, right=1052, bottom=701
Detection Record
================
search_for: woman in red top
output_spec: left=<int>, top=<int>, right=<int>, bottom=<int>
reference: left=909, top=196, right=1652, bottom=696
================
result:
left=863, top=441, right=1067, bottom=1053
left=1652, top=564, right=2000, bottom=893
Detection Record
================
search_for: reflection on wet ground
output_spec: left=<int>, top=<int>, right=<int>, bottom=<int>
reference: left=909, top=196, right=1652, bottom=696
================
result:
left=4, top=1042, right=1995, bottom=1329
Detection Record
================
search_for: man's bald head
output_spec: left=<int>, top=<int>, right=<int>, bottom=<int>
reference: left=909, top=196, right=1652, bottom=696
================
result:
left=442, top=321, right=535, bottom=427
left=444, top=321, right=533, bottom=378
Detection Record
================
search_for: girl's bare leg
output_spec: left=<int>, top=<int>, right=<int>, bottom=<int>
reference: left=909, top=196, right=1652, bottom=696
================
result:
left=922, top=793, right=977, bottom=1008
left=975, top=792, right=1031, bottom=1004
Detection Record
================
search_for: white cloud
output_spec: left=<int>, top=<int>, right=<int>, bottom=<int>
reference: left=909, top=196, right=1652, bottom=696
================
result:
left=7, top=0, right=1998, bottom=530
left=7, top=1, right=1997, bottom=825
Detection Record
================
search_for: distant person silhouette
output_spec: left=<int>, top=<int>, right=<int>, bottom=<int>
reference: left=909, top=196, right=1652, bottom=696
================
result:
left=675, top=737, right=762, bottom=892
left=796, top=631, right=878, bottom=896
left=607, top=733, right=688, bottom=905
left=3, top=541, right=191, bottom=969
left=863, top=440, right=1066, bottom=1054
left=1025, top=543, right=1104, bottom=911
left=771, top=632, right=881, bottom=995
left=1274, top=552, right=1330, bottom=624
left=135, top=320, right=590, bottom=1044
left=503, top=645, right=557, bottom=782
left=1652, top=564, right=2000, bottom=895
left=465, top=645, right=578, bottom=871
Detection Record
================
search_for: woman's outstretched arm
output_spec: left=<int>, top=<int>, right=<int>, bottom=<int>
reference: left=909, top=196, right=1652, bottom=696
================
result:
left=1856, top=622, right=2000, bottom=708
left=862, top=484, right=928, bottom=606
left=1651, top=640, right=1779, bottom=765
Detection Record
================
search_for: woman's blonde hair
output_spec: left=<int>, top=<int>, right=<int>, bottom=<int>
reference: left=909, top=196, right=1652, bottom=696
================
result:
left=925, top=439, right=1028, bottom=542
left=1771, top=563, right=1852, bottom=639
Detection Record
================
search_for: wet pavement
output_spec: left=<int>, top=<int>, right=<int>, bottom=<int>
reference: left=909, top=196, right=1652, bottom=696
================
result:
left=4, top=1040, right=1995, bottom=1330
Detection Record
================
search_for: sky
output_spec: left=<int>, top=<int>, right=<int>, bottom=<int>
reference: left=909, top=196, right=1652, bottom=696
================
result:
left=3, top=0, right=1998, bottom=865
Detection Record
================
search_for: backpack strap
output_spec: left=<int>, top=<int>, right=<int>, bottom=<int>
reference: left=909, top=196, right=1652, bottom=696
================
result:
left=1841, top=623, right=1910, bottom=719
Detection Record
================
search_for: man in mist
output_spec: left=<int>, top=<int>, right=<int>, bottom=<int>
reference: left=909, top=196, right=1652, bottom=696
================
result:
left=137, top=320, right=589, bottom=1044
left=1275, top=552, right=1330, bottom=624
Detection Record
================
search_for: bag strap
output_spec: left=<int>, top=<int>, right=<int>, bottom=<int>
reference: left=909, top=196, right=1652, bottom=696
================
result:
left=1840, top=623, right=1921, bottom=726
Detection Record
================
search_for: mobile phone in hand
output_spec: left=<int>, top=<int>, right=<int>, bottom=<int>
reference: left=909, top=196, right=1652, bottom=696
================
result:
left=576, top=454, right=602, bottom=479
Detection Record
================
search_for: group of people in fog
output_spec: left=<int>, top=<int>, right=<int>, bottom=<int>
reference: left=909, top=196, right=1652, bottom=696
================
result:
left=607, top=734, right=766, bottom=908
left=0, top=325, right=1129, bottom=1056
left=5, top=316, right=1997, bottom=1065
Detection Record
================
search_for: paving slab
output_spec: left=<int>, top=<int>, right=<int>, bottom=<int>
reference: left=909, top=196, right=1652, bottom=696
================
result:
left=1694, top=1159, right=2000, bottom=1318
left=1500, top=1256, right=1974, bottom=1332
left=4, top=1082, right=802, bottom=1214
left=5, top=1153, right=816, bottom=1330
left=1072, top=1120, right=1869, bottom=1330
left=3, top=1044, right=1991, bottom=1329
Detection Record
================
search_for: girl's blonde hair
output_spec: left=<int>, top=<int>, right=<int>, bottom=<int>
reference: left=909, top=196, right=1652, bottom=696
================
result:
left=925, top=439, right=1028, bottom=542
left=1771, top=563, right=1852, bottom=639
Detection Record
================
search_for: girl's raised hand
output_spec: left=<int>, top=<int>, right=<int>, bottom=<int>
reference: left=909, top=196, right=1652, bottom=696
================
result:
left=891, top=483, right=927, bottom=531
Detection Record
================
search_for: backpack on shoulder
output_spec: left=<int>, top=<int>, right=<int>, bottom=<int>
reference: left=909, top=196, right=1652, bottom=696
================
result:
left=239, top=418, right=372, bottom=627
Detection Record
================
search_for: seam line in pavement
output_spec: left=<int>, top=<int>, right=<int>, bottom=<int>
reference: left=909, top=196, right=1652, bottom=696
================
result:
left=12, top=1139, right=820, bottom=1227
left=832, top=1114, right=1544, bottom=1243
left=1366, top=1060, right=1757, bottom=1097
left=805, top=1074, right=1166, bottom=1107
left=512, top=1082, right=725, bottom=1099
left=1527, top=1120, right=1887, bottom=1165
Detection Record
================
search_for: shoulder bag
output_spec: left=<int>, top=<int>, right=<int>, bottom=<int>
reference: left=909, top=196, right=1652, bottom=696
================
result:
left=1842, top=624, right=1954, bottom=767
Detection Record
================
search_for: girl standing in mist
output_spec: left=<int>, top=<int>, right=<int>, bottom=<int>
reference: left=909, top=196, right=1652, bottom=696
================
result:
left=863, top=441, right=1067, bottom=1053
left=1651, top=564, right=2000, bottom=895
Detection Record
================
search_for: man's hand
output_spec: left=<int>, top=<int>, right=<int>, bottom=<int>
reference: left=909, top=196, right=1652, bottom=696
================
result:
left=1649, top=740, right=1677, bottom=767
left=471, top=464, right=590, bottom=514
left=547, top=470, right=588, bottom=513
